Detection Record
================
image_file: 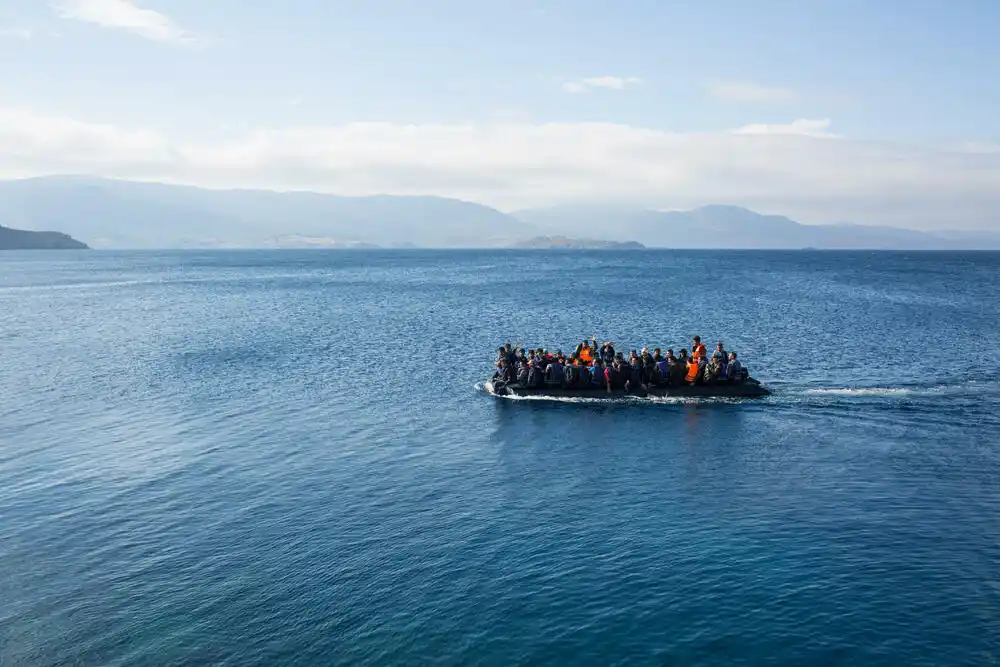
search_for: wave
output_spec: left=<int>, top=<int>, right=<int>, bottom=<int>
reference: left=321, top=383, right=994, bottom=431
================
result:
left=0, top=279, right=160, bottom=293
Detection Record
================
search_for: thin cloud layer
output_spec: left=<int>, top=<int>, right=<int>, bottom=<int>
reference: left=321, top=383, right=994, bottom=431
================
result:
left=1, top=106, right=998, bottom=229
left=55, top=0, right=197, bottom=45
left=562, top=76, right=643, bottom=93
left=707, top=81, right=801, bottom=104
left=0, top=27, right=34, bottom=40
left=733, top=118, right=837, bottom=138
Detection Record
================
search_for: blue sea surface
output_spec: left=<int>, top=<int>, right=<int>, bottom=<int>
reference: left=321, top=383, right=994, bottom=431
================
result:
left=2, top=250, right=999, bottom=666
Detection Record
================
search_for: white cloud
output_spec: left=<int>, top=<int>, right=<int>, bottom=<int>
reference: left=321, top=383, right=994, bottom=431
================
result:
left=1, top=106, right=999, bottom=229
left=707, top=81, right=800, bottom=104
left=0, top=27, right=33, bottom=39
left=562, top=76, right=642, bottom=93
left=55, top=0, right=198, bottom=45
left=732, top=118, right=837, bottom=138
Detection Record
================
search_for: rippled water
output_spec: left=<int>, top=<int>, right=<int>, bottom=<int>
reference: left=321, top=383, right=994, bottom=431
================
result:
left=2, top=250, right=999, bottom=666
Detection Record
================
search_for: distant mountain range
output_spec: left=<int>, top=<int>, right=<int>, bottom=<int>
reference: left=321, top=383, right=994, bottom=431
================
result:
left=1, top=176, right=998, bottom=250
left=0, top=223, right=88, bottom=250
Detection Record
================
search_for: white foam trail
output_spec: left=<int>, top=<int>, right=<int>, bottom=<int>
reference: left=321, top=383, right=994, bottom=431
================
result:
left=805, top=388, right=911, bottom=397
left=475, top=383, right=753, bottom=405
left=0, top=279, right=157, bottom=293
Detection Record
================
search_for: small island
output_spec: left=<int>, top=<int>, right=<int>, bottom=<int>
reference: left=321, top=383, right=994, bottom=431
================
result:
left=0, top=224, right=89, bottom=250
left=511, top=236, right=645, bottom=249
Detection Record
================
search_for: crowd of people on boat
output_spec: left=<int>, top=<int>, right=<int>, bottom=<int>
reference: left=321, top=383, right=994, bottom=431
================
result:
left=491, top=336, right=747, bottom=392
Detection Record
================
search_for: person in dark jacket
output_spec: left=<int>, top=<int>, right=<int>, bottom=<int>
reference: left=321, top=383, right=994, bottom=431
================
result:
left=563, top=362, right=578, bottom=388
left=591, top=360, right=606, bottom=388
left=640, top=348, right=656, bottom=384
left=526, top=361, right=543, bottom=387
left=516, top=361, right=530, bottom=386
left=493, top=359, right=516, bottom=390
left=654, top=356, right=670, bottom=385
left=627, top=356, right=645, bottom=393
left=600, top=341, right=616, bottom=365
left=605, top=360, right=626, bottom=391
left=545, top=357, right=564, bottom=384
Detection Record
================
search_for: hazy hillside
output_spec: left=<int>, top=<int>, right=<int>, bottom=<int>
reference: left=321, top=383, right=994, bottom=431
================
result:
left=0, top=224, right=88, bottom=250
left=513, top=204, right=1000, bottom=249
left=2, top=176, right=997, bottom=249
left=0, top=176, right=534, bottom=249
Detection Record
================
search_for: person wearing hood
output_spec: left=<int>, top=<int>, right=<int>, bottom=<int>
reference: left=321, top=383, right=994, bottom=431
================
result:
left=600, top=341, right=616, bottom=365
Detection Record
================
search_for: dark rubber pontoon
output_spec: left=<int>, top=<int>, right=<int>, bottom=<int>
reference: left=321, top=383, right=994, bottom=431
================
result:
left=484, top=377, right=771, bottom=399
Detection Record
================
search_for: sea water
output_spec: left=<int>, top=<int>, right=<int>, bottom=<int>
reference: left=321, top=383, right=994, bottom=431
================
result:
left=2, top=250, right=999, bottom=666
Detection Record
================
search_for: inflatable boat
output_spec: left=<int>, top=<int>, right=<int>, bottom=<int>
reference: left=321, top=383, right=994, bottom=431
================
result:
left=484, top=377, right=771, bottom=399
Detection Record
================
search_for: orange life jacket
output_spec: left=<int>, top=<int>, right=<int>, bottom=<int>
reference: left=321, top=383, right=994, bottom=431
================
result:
left=685, top=360, right=700, bottom=382
left=692, top=343, right=707, bottom=360
left=579, top=347, right=593, bottom=363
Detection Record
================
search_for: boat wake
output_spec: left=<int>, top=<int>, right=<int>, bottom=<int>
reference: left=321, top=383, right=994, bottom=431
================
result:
left=474, top=382, right=757, bottom=405
left=805, top=387, right=912, bottom=397
left=801, top=378, right=1000, bottom=400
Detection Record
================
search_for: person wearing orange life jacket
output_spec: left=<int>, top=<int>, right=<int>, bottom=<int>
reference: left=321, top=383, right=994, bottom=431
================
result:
left=691, top=336, right=707, bottom=361
left=685, top=356, right=701, bottom=384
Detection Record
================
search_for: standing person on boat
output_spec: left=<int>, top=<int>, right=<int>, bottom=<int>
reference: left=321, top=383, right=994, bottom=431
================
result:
left=599, top=340, right=616, bottom=365
left=691, top=336, right=707, bottom=361
left=712, top=342, right=727, bottom=362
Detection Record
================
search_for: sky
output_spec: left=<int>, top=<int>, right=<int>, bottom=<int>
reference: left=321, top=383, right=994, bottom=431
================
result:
left=1, top=0, right=999, bottom=229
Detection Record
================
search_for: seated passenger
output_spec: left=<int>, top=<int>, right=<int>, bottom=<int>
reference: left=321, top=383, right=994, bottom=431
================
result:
left=627, top=356, right=645, bottom=393
left=577, top=363, right=592, bottom=388
left=712, top=342, right=727, bottom=362
left=703, top=357, right=722, bottom=384
left=527, top=360, right=543, bottom=387
left=590, top=360, right=605, bottom=389
left=685, top=357, right=701, bottom=384
left=640, top=348, right=655, bottom=384
left=545, top=357, right=564, bottom=383
left=516, top=360, right=530, bottom=386
left=605, top=360, right=627, bottom=391
left=494, top=359, right=516, bottom=389
left=655, top=356, right=670, bottom=384
left=563, top=362, right=578, bottom=388
left=726, top=352, right=744, bottom=382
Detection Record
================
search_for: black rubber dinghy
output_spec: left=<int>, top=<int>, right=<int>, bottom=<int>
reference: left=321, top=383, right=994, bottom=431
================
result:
left=484, top=377, right=771, bottom=399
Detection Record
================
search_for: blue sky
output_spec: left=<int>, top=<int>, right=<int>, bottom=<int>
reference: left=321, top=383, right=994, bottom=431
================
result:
left=1, top=0, right=999, bottom=228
